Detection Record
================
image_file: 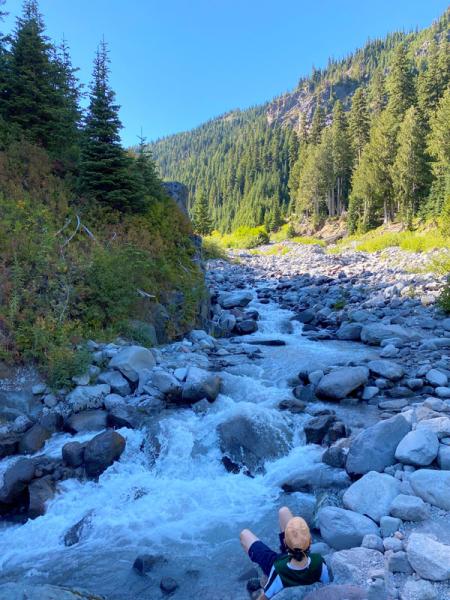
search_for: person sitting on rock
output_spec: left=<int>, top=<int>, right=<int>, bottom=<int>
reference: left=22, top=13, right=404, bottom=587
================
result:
left=240, top=506, right=329, bottom=599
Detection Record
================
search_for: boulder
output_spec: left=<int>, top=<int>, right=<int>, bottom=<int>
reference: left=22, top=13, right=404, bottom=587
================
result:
left=380, top=515, right=402, bottom=538
left=149, top=370, right=182, bottom=400
left=387, top=551, right=413, bottom=575
left=0, top=433, right=21, bottom=459
left=235, top=319, right=258, bottom=335
left=406, top=533, right=450, bottom=581
left=0, top=584, right=104, bottom=600
left=217, top=415, right=290, bottom=473
left=316, top=367, right=369, bottom=401
left=336, top=323, right=362, bottom=341
left=65, top=410, right=108, bottom=433
left=361, top=534, right=384, bottom=552
left=218, top=291, right=253, bottom=309
left=395, top=429, right=439, bottom=466
left=97, top=371, right=131, bottom=396
left=28, top=476, right=55, bottom=518
left=317, top=506, right=379, bottom=550
left=409, top=469, right=450, bottom=511
left=39, top=412, right=64, bottom=433
left=62, top=441, right=85, bottom=468
left=346, top=414, right=411, bottom=475
left=304, top=585, right=367, bottom=600
left=133, top=553, right=167, bottom=575
left=360, top=324, right=416, bottom=346
left=83, top=431, right=126, bottom=478
left=109, top=345, right=156, bottom=382
left=66, top=384, right=110, bottom=412
left=425, top=369, right=448, bottom=387
left=64, top=511, right=94, bottom=547
left=304, top=415, right=336, bottom=444
left=181, top=367, right=221, bottom=404
left=400, top=578, right=438, bottom=600
left=416, top=417, right=450, bottom=439
left=330, top=547, right=384, bottom=585
left=367, top=360, right=404, bottom=381
left=389, top=494, right=429, bottom=521
left=343, top=471, right=401, bottom=523
left=0, top=458, right=35, bottom=505
left=18, top=423, right=51, bottom=455
left=283, top=462, right=350, bottom=492
left=437, top=445, right=450, bottom=469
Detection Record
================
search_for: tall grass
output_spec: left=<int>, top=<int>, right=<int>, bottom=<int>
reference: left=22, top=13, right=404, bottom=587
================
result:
left=330, top=229, right=450, bottom=254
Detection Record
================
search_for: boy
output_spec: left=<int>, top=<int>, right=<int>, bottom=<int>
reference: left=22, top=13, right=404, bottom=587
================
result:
left=240, top=506, right=330, bottom=599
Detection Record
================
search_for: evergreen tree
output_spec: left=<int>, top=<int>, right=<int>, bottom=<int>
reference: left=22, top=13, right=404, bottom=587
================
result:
left=368, top=69, right=386, bottom=116
left=134, top=132, right=164, bottom=203
left=392, top=106, right=429, bottom=226
left=348, top=88, right=370, bottom=162
left=309, top=103, right=325, bottom=145
left=288, top=130, right=299, bottom=168
left=79, top=39, right=142, bottom=213
left=5, top=0, right=67, bottom=152
left=386, top=43, right=415, bottom=118
left=417, top=40, right=442, bottom=117
left=192, top=189, right=213, bottom=235
left=426, top=86, right=450, bottom=217
left=331, top=100, right=352, bottom=215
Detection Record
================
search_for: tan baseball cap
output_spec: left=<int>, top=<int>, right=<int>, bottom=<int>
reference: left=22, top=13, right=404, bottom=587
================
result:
left=285, top=517, right=311, bottom=551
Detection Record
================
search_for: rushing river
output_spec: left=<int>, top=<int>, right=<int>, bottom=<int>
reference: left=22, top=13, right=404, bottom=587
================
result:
left=0, top=291, right=379, bottom=599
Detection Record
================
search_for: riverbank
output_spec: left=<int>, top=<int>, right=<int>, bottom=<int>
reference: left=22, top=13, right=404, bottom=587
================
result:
left=0, top=242, right=450, bottom=599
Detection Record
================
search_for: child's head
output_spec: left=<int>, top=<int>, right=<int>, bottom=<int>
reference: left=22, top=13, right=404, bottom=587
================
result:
left=285, top=517, right=311, bottom=561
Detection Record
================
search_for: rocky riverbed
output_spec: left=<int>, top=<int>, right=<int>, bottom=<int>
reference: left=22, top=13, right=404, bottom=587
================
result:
left=0, top=241, right=450, bottom=600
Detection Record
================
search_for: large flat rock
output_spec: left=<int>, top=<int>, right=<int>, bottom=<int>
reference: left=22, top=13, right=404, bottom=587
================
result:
left=315, top=367, right=369, bottom=401
left=318, top=506, right=379, bottom=550
left=343, top=471, right=401, bottom=523
left=409, top=469, right=450, bottom=511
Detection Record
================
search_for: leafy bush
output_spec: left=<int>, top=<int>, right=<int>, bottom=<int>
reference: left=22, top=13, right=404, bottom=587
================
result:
left=440, top=279, right=450, bottom=313
left=290, top=236, right=326, bottom=247
left=201, top=237, right=228, bottom=260
left=331, top=228, right=450, bottom=254
left=46, top=346, right=91, bottom=390
left=207, top=226, right=270, bottom=249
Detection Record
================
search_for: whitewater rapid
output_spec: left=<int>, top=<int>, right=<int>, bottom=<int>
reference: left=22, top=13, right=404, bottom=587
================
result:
left=0, top=292, right=378, bottom=599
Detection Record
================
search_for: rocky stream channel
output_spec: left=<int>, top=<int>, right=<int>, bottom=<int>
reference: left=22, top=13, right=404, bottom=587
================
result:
left=1, top=241, right=450, bottom=600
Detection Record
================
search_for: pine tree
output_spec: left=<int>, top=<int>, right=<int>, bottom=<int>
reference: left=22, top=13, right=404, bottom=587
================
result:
left=348, top=87, right=370, bottom=162
left=5, top=0, right=67, bottom=152
left=79, top=39, right=141, bottom=213
left=309, top=103, right=325, bottom=145
left=368, top=69, right=386, bottom=116
left=426, top=86, right=450, bottom=217
left=417, top=40, right=442, bottom=117
left=331, top=100, right=352, bottom=215
left=192, top=189, right=213, bottom=235
left=134, top=132, right=164, bottom=203
left=392, top=106, right=429, bottom=226
left=386, top=43, right=415, bottom=118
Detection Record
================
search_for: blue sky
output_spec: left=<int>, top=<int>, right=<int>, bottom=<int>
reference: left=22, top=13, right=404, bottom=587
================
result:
left=4, top=0, right=449, bottom=146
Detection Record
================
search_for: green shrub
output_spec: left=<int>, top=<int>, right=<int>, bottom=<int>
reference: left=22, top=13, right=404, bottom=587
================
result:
left=290, top=236, right=326, bottom=247
left=208, top=226, right=270, bottom=249
left=201, top=237, right=228, bottom=260
left=46, top=346, right=91, bottom=390
left=439, top=277, right=450, bottom=313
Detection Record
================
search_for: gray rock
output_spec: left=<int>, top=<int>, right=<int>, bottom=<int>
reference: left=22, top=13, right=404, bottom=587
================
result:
left=283, top=462, right=350, bottom=491
left=181, top=367, right=221, bottom=404
left=368, top=360, right=404, bottom=381
left=330, top=547, right=384, bottom=585
left=66, top=384, right=110, bottom=412
left=395, top=429, right=439, bottom=467
left=235, top=319, right=258, bottom=335
left=0, top=583, right=104, bottom=600
left=390, top=494, right=429, bottom=521
left=160, top=577, right=178, bottom=594
left=346, top=414, right=411, bottom=475
left=133, top=553, right=166, bottom=574
left=218, top=291, right=253, bottom=309
left=426, top=369, right=448, bottom=387
left=97, top=371, right=131, bottom=396
left=32, top=383, right=46, bottom=395
left=387, top=551, right=413, bottom=574
left=361, top=324, right=416, bottom=346
left=337, top=323, right=362, bottom=341
left=317, top=506, right=379, bottom=550
left=304, top=585, right=367, bottom=600
left=316, top=367, right=369, bottom=401
left=148, top=370, right=182, bottom=401
left=64, top=511, right=94, bottom=547
left=436, top=386, right=450, bottom=398
left=437, top=444, right=450, bottom=469
left=292, top=492, right=317, bottom=527
left=109, top=345, right=156, bottom=382
left=361, top=534, right=384, bottom=552
left=409, top=469, right=450, bottom=510
left=304, top=414, right=336, bottom=444
left=18, top=423, right=51, bottom=454
left=83, top=431, right=126, bottom=478
left=0, top=458, right=35, bottom=505
left=400, top=578, right=437, bottom=600
left=362, top=386, right=379, bottom=401
left=416, top=416, right=450, bottom=439
left=380, top=515, right=402, bottom=537
left=217, top=415, right=290, bottom=473
left=62, top=441, right=85, bottom=468
left=383, top=536, right=403, bottom=552
left=406, top=533, right=450, bottom=581
left=28, top=476, right=55, bottom=518
left=65, top=409, right=108, bottom=433
left=0, top=433, right=20, bottom=459
left=343, top=471, right=401, bottom=523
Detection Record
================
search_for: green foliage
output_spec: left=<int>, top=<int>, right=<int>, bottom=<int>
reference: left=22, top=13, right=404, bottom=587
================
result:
left=440, top=281, right=450, bottom=314
left=290, top=236, right=326, bottom=247
left=46, top=346, right=91, bottom=390
left=208, top=226, right=270, bottom=249
left=192, top=188, right=213, bottom=235
left=200, top=238, right=228, bottom=261
left=335, top=229, right=450, bottom=253
left=386, top=43, right=415, bottom=118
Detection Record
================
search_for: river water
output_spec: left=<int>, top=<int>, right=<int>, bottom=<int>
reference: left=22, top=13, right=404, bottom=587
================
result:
left=0, top=291, right=379, bottom=599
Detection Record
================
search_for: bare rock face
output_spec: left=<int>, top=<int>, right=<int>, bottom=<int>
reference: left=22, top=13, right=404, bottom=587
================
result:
left=163, top=181, right=189, bottom=216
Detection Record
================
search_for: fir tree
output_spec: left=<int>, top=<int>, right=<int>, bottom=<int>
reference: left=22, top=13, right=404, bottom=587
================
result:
left=192, top=189, right=212, bottom=235
left=368, top=69, right=386, bottom=116
left=134, top=131, right=164, bottom=203
left=392, top=106, right=429, bottom=226
left=426, top=86, right=450, bottom=217
left=417, top=40, right=442, bottom=117
left=331, top=100, right=352, bottom=215
left=386, top=43, right=415, bottom=118
left=79, top=39, right=141, bottom=213
left=309, top=103, right=325, bottom=145
left=348, top=88, right=369, bottom=162
left=5, top=0, right=67, bottom=152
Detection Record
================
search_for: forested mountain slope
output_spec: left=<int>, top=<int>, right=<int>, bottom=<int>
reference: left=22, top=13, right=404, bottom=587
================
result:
left=151, top=9, right=450, bottom=234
